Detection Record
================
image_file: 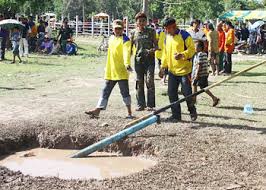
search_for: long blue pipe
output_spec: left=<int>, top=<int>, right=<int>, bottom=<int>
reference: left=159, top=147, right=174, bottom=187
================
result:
left=70, top=115, right=158, bottom=158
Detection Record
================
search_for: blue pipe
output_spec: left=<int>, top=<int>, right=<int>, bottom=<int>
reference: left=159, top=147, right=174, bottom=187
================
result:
left=70, top=115, right=158, bottom=158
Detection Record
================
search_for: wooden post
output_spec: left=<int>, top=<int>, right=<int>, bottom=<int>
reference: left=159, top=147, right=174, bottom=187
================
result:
left=108, top=15, right=110, bottom=36
left=125, top=16, right=129, bottom=36
left=91, top=16, right=94, bottom=37
left=75, top=15, right=78, bottom=38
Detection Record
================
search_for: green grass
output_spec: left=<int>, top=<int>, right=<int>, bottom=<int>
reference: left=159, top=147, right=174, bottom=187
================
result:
left=0, top=38, right=106, bottom=95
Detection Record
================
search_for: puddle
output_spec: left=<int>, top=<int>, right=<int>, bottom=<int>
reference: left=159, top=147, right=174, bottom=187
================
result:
left=0, top=148, right=156, bottom=180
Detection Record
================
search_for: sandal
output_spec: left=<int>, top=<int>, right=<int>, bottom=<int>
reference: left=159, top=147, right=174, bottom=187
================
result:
left=146, top=107, right=156, bottom=111
left=212, top=98, right=220, bottom=107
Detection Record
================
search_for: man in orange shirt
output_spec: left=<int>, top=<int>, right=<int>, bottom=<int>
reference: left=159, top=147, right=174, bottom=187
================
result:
left=223, top=21, right=235, bottom=75
left=217, top=22, right=225, bottom=72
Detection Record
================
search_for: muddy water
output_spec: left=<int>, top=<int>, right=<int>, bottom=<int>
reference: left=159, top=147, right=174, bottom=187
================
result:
left=0, top=148, right=156, bottom=180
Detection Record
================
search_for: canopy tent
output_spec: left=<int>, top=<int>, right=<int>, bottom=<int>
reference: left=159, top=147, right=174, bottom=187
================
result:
left=219, top=10, right=251, bottom=20
left=94, top=12, right=109, bottom=19
left=244, top=10, right=266, bottom=20
left=92, top=12, right=111, bottom=36
left=220, top=10, right=266, bottom=21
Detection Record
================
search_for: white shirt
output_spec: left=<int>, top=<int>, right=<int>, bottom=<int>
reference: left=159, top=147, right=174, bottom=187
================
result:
left=45, top=26, right=52, bottom=38
left=188, top=28, right=207, bottom=42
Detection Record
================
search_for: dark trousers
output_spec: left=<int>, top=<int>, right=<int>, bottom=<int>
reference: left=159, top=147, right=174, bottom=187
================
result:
left=168, top=72, right=196, bottom=119
left=218, top=51, right=224, bottom=72
left=224, top=52, right=232, bottom=74
left=97, top=80, right=131, bottom=109
left=1, top=38, right=6, bottom=60
left=135, top=62, right=155, bottom=108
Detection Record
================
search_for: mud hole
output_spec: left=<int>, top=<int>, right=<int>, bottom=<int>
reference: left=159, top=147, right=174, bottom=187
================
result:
left=0, top=129, right=157, bottom=157
left=0, top=124, right=158, bottom=182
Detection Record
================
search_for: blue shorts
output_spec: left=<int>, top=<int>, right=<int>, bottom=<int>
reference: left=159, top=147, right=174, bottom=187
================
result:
left=12, top=42, right=19, bottom=55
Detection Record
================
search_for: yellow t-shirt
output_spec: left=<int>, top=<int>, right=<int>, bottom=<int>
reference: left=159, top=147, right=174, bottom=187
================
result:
left=105, top=35, right=131, bottom=80
left=161, top=30, right=195, bottom=76
left=155, top=30, right=166, bottom=60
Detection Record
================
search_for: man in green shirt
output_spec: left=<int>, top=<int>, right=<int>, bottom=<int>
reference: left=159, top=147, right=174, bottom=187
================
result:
left=130, top=12, right=157, bottom=111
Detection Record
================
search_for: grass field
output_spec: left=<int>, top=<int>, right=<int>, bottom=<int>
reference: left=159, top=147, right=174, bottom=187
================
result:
left=0, top=37, right=265, bottom=125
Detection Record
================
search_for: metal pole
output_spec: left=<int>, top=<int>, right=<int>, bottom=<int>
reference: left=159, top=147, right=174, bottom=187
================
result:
left=70, top=115, right=159, bottom=158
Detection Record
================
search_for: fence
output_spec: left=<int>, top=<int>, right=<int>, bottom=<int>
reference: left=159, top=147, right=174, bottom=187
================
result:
left=50, top=16, right=190, bottom=37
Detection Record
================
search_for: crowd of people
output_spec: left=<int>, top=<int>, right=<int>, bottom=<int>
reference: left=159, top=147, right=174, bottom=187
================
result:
left=235, top=22, right=266, bottom=55
left=0, top=15, right=77, bottom=64
left=85, top=12, right=233, bottom=121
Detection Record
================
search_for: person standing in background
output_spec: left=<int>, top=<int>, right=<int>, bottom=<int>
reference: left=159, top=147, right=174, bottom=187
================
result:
left=222, top=21, right=235, bottom=75
left=19, top=17, right=30, bottom=57
left=207, top=23, right=219, bottom=76
left=217, top=22, right=225, bottom=72
left=0, top=15, right=8, bottom=61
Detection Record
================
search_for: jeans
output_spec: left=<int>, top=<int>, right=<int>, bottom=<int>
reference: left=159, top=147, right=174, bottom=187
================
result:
left=97, top=80, right=131, bottom=110
left=168, top=72, right=196, bottom=119
left=19, top=38, right=29, bottom=56
left=135, top=61, right=155, bottom=108
left=224, top=52, right=232, bottom=74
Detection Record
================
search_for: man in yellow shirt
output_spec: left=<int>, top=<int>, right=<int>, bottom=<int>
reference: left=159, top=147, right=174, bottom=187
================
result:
left=160, top=18, right=197, bottom=121
left=85, top=20, right=133, bottom=118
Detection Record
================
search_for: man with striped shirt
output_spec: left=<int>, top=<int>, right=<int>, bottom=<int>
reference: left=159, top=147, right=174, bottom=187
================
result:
left=192, top=41, right=220, bottom=107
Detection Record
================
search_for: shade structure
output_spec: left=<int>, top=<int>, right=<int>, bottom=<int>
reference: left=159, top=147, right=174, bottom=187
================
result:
left=219, top=10, right=250, bottom=20
left=244, top=10, right=266, bottom=20
left=0, top=19, right=25, bottom=30
left=94, top=12, right=109, bottom=19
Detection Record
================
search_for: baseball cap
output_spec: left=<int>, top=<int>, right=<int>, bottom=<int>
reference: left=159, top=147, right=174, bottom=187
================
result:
left=113, top=19, right=123, bottom=29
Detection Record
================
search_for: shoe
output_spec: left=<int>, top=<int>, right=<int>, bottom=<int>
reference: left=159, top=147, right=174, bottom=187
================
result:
left=165, top=116, right=181, bottom=122
left=125, top=115, right=135, bottom=119
left=135, top=107, right=145, bottom=111
left=212, top=98, right=220, bottom=107
left=190, top=112, right=198, bottom=121
left=84, top=109, right=100, bottom=118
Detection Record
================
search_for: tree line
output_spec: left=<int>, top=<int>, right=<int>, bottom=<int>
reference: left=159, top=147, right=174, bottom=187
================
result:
left=0, top=0, right=265, bottom=22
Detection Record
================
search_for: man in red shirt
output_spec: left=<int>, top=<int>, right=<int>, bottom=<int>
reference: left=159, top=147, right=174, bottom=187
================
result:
left=217, top=22, right=225, bottom=72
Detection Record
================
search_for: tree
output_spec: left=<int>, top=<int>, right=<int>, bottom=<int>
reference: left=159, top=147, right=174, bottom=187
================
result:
left=224, top=0, right=264, bottom=11
left=162, top=0, right=225, bottom=23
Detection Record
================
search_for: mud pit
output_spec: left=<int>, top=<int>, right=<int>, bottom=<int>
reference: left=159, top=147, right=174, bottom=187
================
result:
left=0, top=148, right=156, bottom=180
